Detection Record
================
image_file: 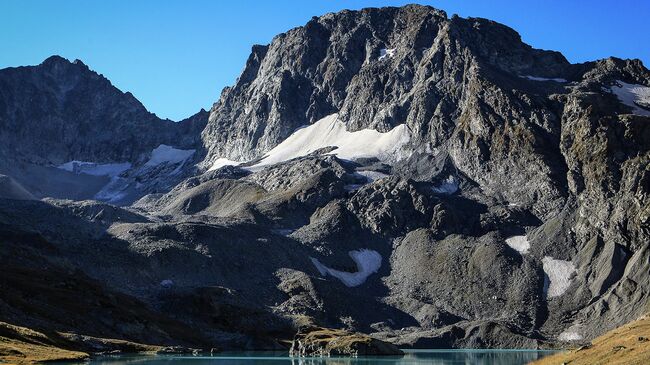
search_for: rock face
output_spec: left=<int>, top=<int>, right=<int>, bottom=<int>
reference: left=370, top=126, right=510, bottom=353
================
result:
left=0, top=3, right=649, bottom=354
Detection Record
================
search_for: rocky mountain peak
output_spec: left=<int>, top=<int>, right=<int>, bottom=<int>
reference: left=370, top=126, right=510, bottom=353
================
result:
left=200, top=5, right=573, bottom=166
left=0, top=56, right=205, bottom=165
left=38, top=55, right=96, bottom=82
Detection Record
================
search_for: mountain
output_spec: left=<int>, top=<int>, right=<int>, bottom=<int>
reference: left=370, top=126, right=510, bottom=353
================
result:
left=1, top=4, right=649, bottom=357
left=0, top=56, right=208, bottom=204
left=197, top=5, right=649, bottom=344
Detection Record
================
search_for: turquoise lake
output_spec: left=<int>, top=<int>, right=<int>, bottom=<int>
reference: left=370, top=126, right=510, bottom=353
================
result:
left=71, top=349, right=559, bottom=365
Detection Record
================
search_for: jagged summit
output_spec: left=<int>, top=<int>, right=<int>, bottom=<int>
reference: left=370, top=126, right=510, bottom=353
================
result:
left=40, top=54, right=71, bottom=64
left=200, top=4, right=574, bottom=166
left=0, top=55, right=206, bottom=165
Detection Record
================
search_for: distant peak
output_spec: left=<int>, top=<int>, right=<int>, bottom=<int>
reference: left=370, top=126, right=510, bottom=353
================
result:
left=40, top=55, right=90, bottom=71
left=41, top=55, right=70, bottom=65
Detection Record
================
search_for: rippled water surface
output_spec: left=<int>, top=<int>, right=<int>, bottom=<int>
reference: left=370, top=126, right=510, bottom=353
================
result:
left=74, top=349, right=558, bottom=365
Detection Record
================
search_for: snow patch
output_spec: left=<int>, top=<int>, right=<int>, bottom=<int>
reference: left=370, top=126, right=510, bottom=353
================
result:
left=378, top=48, right=395, bottom=61
left=254, top=114, right=410, bottom=167
left=310, top=249, right=382, bottom=287
left=522, top=75, right=567, bottom=83
left=505, top=235, right=530, bottom=254
left=432, top=175, right=459, bottom=195
left=343, top=184, right=364, bottom=192
left=344, top=171, right=389, bottom=191
left=58, top=161, right=131, bottom=177
left=209, top=158, right=241, bottom=171
left=610, top=80, right=650, bottom=116
left=145, top=145, right=195, bottom=167
left=252, top=114, right=410, bottom=169
left=558, top=330, right=583, bottom=342
left=206, top=114, right=410, bottom=172
left=542, top=257, right=576, bottom=298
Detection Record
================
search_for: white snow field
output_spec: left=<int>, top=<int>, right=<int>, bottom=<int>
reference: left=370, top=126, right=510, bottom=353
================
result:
left=59, top=144, right=193, bottom=177
left=209, top=114, right=411, bottom=171
left=310, top=249, right=382, bottom=287
left=505, top=235, right=530, bottom=254
left=209, top=157, right=242, bottom=171
left=58, top=161, right=131, bottom=177
left=145, top=144, right=195, bottom=167
left=522, top=75, right=567, bottom=83
left=58, top=144, right=195, bottom=204
left=558, top=329, right=583, bottom=342
left=542, top=256, right=576, bottom=298
left=378, top=48, right=396, bottom=61
left=610, top=80, right=650, bottom=116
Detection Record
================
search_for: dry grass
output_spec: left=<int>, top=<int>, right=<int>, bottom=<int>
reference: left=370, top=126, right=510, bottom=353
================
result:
left=529, top=314, right=650, bottom=365
left=0, top=321, right=167, bottom=364
left=0, top=322, right=88, bottom=364
left=0, top=337, right=88, bottom=364
left=301, top=327, right=375, bottom=349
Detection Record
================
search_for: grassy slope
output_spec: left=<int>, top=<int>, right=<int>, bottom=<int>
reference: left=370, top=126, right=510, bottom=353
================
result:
left=530, top=314, right=650, bottom=365
left=0, top=321, right=167, bottom=364
left=0, top=322, right=88, bottom=364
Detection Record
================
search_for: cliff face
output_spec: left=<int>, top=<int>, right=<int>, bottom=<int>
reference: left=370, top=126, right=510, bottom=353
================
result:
left=0, top=4, right=649, bottom=352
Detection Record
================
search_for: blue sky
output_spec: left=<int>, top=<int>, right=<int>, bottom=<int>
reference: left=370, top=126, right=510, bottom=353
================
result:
left=1, top=1, right=648, bottom=121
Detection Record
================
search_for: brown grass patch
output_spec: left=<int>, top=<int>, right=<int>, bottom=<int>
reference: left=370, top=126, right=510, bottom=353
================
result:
left=529, top=314, right=650, bottom=365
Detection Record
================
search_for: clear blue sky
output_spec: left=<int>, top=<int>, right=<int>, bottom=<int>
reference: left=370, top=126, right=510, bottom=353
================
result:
left=1, top=1, right=648, bottom=121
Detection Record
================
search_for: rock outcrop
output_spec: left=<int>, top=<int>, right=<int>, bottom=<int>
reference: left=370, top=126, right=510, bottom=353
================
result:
left=290, top=327, right=403, bottom=356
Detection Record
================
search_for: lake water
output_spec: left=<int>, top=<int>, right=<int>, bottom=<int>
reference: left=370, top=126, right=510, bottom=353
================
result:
left=75, top=349, right=558, bottom=365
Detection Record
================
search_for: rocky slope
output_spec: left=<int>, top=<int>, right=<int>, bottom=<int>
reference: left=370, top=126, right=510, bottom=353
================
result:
left=0, top=3, right=649, bottom=356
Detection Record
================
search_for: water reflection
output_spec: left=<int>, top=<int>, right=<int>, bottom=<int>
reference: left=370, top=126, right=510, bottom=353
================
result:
left=71, top=349, right=557, bottom=365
